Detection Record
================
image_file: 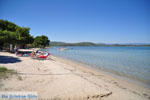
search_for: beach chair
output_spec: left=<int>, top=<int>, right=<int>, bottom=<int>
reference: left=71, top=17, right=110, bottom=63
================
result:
left=39, top=52, right=50, bottom=59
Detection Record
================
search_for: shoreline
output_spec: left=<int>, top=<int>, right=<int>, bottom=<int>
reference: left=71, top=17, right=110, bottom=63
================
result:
left=51, top=54, right=150, bottom=89
left=0, top=52, right=150, bottom=100
left=48, top=55, right=150, bottom=99
left=50, top=54, right=150, bottom=89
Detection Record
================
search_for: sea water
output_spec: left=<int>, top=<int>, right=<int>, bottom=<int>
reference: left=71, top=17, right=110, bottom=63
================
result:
left=45, top=46, right=150, bottom=87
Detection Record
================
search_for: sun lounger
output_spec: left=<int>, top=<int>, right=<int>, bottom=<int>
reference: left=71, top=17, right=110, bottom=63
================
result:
left=39, top=52, right=50, bottom=59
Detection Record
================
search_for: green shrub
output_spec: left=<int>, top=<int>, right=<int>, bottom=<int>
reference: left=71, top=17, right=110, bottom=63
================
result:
left=0, top=66, right=8, bottom=72
left=0, top=66, right=21, bottom=81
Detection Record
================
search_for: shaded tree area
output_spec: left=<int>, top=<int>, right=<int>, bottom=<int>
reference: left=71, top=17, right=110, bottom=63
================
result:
left=33, top=35, right=50, bottom=48
left=0, top=19, right=50, bottom=50
left=0, top=19, right=34, bottom=49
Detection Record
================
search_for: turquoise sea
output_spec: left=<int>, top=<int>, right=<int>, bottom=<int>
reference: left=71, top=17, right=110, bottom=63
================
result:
left=44, top=46, right=150, bottom=87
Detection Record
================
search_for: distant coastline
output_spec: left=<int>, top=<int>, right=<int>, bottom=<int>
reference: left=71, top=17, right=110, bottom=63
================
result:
left=50, top=41, right=150, bottom=47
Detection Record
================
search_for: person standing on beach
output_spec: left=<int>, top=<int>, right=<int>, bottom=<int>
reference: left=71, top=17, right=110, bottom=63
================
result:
left=14, top=45, right=18, bottom=55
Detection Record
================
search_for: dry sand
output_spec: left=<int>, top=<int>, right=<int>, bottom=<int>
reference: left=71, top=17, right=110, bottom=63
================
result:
left=0, top=52, right=150, bottom=100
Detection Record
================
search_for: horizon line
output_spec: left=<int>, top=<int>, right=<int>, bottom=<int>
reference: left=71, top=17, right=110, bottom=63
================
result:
left=51, top=41, right=150, bottom=44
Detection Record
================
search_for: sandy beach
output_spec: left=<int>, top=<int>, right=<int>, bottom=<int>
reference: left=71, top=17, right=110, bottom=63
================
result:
left=0, top=52, right=150, bottom=100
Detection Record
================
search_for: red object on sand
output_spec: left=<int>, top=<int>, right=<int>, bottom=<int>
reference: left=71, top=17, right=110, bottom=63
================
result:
left=40, top=53, right=50, bottom=59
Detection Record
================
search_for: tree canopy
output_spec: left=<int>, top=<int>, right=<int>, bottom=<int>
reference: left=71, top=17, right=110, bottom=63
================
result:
left=33, top=35, right=50, bottom=48
left=0, top=19, right=19, bottom=32
left=0, top=19, right=50, bottom=49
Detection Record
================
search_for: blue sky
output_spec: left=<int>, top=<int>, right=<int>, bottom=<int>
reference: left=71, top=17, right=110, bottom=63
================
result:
left=0, top=0, right=149, bottom=43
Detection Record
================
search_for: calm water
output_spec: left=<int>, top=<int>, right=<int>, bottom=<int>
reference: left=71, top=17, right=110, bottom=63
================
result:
left=45, top=46, right=150, bottom=86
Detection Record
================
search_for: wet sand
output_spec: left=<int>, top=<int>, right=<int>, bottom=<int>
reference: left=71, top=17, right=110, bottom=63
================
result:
left=0, top=52, right=150, bottom=100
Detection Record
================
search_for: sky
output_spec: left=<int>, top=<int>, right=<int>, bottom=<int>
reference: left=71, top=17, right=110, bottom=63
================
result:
left=0, top=0, right=149, bottom=43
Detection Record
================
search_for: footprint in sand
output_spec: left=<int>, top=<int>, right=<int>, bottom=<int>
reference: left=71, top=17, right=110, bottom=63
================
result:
left=89, top=72, right=95, bottom=75
left=143, top=93, right=148, bottom=97
left=43, top=69, right=48, bottom=72
left=89, top=92, right=113, bottom=99
left=118, top=86, right=127, bottom=90
left=143, top=94, right=150, bottom=100
left=37, top=68, right=40, bottom=71
left=129, top=90, right=141, bottom=96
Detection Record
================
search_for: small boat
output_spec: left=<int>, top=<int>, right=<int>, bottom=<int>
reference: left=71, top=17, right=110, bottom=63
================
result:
left=57, top=47, right=67, bottom=51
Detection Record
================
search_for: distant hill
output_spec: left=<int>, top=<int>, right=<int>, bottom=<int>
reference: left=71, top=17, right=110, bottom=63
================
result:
left=98, top=43, right=150, bottom=46
left=50, top=42, right=67, bottom=46
left=50, top=42, right=99, bottom=46
left=50, top=41, right=150, bottom=46
left=119, top=43, right=150, bottom=45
